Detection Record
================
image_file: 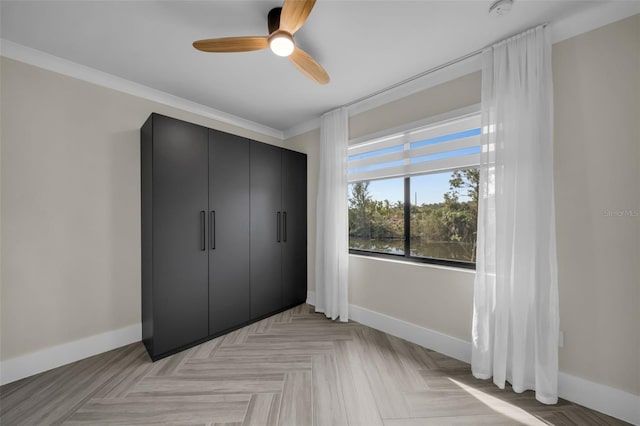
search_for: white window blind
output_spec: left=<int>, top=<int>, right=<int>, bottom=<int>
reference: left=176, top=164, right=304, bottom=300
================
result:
left=347, top=113, right=481, bottom=183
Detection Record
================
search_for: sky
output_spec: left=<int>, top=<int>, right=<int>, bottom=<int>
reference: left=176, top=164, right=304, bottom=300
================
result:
left=353, top=172, right=462, bottom=206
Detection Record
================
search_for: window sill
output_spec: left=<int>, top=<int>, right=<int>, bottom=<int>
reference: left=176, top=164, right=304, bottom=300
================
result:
left=348, top=251, right=476, bottom=273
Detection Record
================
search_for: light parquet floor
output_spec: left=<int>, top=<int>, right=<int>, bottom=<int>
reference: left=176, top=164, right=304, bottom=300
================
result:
left=0, top=304, right=629, bottom=425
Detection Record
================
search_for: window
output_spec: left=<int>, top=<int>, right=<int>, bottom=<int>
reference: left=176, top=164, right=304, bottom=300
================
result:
left=347, top=110, right=480, bottom=268
left=409, top=170, right=478, bottom=263
left=348, top=177, right=405, bottom=255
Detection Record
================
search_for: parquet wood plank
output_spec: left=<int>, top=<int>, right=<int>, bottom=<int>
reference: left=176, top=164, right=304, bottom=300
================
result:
left=333, top=339, right=384, bottom=426
left=2, top=344, right=138, bottom=425
left=127, top=374, right=284, bottom=396
left=311, top=354, right=348, bottom=426
left=92, top=347, right=155, bottom=399
left=353, top=328, right=414, bottom=419
left=383, top=414, right=544, bottom=425
left=188, top=335, right=224, bottom=360
left=180, top=358, right=312, bottom=377
left=278, top=371, right=313, bottom=426
left=0, top=304, right=629, bottom=426
left=242, top=393, right=281, bottom=426
left=64, top=395, right=249, bottom=425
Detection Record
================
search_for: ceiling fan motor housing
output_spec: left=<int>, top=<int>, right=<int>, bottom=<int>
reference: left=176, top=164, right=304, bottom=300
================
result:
left=268, top=7, right=283, bottom=34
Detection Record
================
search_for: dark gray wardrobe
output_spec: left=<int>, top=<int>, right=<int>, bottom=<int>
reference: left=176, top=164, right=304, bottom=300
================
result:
left=250, top=143, right=307, bottom=319
left=141, top=113, right=306, bottom=360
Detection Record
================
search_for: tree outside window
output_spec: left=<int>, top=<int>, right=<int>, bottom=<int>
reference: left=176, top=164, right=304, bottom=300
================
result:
left=348, top=168, right=478, bottom=264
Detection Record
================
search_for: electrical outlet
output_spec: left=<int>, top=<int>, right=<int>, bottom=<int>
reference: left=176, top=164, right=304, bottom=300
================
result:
left=559, top=331, right=565, bottom=348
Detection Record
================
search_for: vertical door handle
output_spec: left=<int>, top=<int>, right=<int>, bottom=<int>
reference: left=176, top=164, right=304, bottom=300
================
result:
left=200, top=210, right=206, bottom=251
left=277, top=212, right=281, bottom=242
left=210, top=211, right=215, bottom=250
left=283, top=212, right=287, bottom=242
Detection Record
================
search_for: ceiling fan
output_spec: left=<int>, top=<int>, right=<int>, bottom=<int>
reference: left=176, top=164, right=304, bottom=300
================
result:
left=193, top=0, right=329, bottom=85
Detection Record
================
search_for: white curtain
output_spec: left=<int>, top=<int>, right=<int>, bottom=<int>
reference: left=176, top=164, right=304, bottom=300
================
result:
left=315, top=107, right=349, bottom=322
left=471, top=25, right=559, bottom=404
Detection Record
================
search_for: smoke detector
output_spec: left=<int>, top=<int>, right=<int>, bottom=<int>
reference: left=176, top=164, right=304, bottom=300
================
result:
left=489, top=0, right=513, bottom=17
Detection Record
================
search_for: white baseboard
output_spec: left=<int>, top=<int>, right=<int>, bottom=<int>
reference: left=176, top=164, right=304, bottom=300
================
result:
left=0, top=323, right=141, bottom=386
left=306, top=290, right=639, bottom=425
left=348, top=303, right=472, bottom=364
left=4, top=297, right=639, bottom=424
left=558, top=372, right=640, bottom=425
left=306, top=290, right=316, bottom=306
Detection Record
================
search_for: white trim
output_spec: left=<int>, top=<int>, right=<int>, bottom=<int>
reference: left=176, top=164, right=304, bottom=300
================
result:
left=348, top=303, right=472, bottom=364
left=0, top=323, right=141, bottom=386
left=0, top=39, right=284, bottom=141
left=305, top=290, right=640, bottom=424
left=283, top=119, right=320, bottom=140
left=3, top=3, right=638, bottom=142
left=306, top=290, right=316, bottom=306
left=349, top=253, right=477, bottom=274
left=282, top=5, right=640, bottom=139
left=550, top=1, right=640, bottom=45
left=283, top=117, right=321, bottom=140
left=306, top=291, right=471, bottom=364
left=347, top=54, right=482, bottom=119
left=283, top=55, right=482, bottom=140
left=558, top=372, right=640, bottom=425
left=2, top=297, right=638, bottom=424
left=345, top=3, right=640, bottom=119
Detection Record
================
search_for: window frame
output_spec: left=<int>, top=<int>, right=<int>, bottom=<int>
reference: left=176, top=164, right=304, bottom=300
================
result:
left=348, top=176, right=477, bottom=270
left=347, top=105, right=480, bottom=270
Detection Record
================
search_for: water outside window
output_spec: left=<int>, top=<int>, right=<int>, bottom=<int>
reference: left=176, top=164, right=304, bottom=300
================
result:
left=348, top=169, right=478, bottom=263
left=409, top=170, right=478, bottom=262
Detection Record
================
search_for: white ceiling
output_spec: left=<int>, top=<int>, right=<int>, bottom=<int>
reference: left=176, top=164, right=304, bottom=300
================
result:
left=0, top=1, right=611, bottom=133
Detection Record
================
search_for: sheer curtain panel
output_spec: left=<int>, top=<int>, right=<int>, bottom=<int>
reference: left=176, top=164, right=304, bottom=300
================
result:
left=315, top=107, right=349, bottom=321
left=471, top=25, right=559, bottom=404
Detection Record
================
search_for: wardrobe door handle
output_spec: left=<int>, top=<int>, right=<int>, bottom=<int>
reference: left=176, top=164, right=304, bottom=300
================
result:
left=210, top=211, right=215, bottom=250
left=277, top=212, right=281, bottom=242
left=200, top=210, right=206, bottom=251
left=283, top=212, right=287, bottom=242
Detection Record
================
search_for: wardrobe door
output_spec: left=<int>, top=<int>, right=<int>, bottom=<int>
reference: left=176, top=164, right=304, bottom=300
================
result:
left=141, top=116, right=153, bottom=355
left=209, top=130, right=250, bottom=335
left=281, top=150, right=307, bottom=307
left=152, top=115, right=209, bottom=355
left=250, top=142, right=283, bottom=319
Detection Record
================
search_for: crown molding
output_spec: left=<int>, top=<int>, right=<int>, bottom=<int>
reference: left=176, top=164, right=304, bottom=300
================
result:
left=2, top=2, right=638, bottom=142
left=345, top=54, right=482, bottom=120
left=0, top=39, right=284, bottom=141
left=550, top=0, right=640, bottom=44
left=283, top=2, right=640, bottom=139
left=283, top=117, right=321, bottom=140
left=283, top=54, right=481, bottom=140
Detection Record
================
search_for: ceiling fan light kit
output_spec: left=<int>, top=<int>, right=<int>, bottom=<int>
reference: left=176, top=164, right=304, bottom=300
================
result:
left=269, top=31, right=295, bottom=57
left=193, top=0, right=329, bottom=84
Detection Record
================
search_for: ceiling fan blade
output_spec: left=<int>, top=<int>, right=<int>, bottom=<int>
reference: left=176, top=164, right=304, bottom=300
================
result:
left=193, top=36, right=269, bottom=53
left=280, top=0, right=316, bottom=34
left=289, top=46, right=329, bottom=85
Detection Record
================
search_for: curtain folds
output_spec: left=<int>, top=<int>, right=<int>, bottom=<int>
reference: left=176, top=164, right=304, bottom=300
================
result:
left=471, top=25, right=559, bottom=404
left=315, top=107, right=349, bottom=322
